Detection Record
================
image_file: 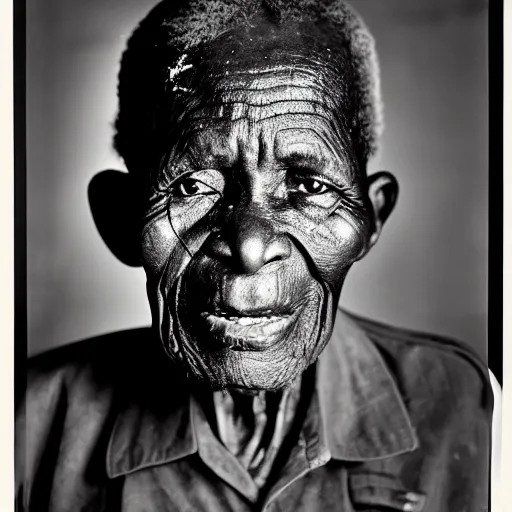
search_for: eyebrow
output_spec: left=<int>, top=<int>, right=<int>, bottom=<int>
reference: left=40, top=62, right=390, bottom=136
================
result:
left=275, top=125, right=357, bottom=181
left=279, top=148, right=327, bottom=169
left=163, top=127, right=237, bottom=175
left=277, top=141, right=353, bottom=186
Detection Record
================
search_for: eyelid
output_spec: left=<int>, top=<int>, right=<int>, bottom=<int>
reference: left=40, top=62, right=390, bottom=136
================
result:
left=164, top=168, right=222, bottom=187
left=175, top=177, right=218, bottom=194
left=170, top=169, right=225, bottom=197
left=288, top=168, right=346, bottom=193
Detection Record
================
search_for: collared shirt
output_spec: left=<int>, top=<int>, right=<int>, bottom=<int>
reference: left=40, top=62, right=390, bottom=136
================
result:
left=17, top=309, right=492, bottom=512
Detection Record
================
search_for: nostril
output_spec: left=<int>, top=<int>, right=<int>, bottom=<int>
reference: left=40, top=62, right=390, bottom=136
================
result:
left=265, top=254, right=284, bottom=265
left=263, top=237, right=291, bottom=266
left=206, top=235, right=232, bottom=261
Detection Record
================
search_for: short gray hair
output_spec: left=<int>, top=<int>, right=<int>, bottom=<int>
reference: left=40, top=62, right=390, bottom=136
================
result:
left=114, top=0, right=382, bottom=175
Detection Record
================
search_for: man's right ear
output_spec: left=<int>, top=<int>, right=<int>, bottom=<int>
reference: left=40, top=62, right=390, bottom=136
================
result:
left=88, top=170, right=144, bottom=267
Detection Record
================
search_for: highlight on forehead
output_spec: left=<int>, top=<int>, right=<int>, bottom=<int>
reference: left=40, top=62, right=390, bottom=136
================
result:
left=114, top=0, right=382, bottom=176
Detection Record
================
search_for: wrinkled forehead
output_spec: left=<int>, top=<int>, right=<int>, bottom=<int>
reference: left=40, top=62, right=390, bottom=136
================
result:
left=181, top=77, right=354, bottom=176
left=185, top=18, right=354, bottom=116
left=169, top=18, right=358, bottom=166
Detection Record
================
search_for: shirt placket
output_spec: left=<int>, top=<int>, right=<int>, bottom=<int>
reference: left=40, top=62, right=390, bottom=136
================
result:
left=190, top=395, right=261, bottom=504
left=261, top=387, right=333, bottom=511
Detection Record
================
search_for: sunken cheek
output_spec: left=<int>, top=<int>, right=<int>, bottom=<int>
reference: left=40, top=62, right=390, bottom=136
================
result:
left=291, top=213, right=366, bottom=289
left=141, top=211, right=210, bottom=281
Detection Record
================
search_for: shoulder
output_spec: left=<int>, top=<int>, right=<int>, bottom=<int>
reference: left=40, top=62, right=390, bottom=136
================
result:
left=20, top=328, right=156, bottom=439
left=25, top=328, right=154, bottom=404
left=339, top=309, right=492, bottom=509
left=22, top=327, right=192, bottom=428
left=341, top=308, right=493, bottom=417
left=19, top=327, right=174, bottom=454
left=17, top=328, right=186, bottom=495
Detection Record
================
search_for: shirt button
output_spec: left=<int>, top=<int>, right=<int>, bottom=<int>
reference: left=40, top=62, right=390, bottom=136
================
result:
left=310, top=456, right=329, bottom=468
left=401, top=492, right=426, bottom=511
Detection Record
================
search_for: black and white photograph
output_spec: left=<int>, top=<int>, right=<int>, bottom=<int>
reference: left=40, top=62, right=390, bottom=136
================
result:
left=16, top=0, right=499, bottom=510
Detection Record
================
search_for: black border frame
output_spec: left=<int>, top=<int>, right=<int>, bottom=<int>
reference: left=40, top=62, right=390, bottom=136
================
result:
left=14, top=0, right=27, bottom=412
left=13, top=2, right=502, bottom=510
left=488, top=0, right=503, bottom=386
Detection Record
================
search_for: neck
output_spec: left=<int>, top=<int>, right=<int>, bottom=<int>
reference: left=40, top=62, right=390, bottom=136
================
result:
left=211, top=377, right=305, bottom=488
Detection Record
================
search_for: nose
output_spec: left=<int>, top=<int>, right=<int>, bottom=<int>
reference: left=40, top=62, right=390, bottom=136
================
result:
left=207, top=208, right=291, bottom=274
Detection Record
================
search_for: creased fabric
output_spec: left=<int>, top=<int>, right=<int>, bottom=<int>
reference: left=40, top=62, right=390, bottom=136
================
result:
left=16, top=308, right=492, bottom=512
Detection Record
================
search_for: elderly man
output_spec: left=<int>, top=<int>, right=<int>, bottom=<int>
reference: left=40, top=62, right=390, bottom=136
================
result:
left=17, top=1, right=492, bottom=511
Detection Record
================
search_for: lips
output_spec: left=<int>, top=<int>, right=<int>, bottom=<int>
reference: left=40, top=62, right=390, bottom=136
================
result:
left=178, top=248, right=314, bottom=353
left=199, top=311, right=296, bottom=351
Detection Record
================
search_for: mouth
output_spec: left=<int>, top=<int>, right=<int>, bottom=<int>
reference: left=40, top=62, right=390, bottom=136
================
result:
left=199, top=310, right=297, bottom=351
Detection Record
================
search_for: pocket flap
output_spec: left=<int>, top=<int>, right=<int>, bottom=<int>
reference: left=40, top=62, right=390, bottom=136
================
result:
left=348, top=472, right=426, bottom=511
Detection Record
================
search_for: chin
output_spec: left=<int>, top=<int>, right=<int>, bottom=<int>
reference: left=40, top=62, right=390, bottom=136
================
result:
left=165, top=286, right=335, bottom=391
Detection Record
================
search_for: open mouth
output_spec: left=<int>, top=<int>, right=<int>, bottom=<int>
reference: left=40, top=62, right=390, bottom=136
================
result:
left=199, top=311, right=296, bottom=351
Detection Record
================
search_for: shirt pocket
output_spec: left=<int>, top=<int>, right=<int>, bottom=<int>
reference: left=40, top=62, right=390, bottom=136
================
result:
left=348, top=472, right=426, bottom=512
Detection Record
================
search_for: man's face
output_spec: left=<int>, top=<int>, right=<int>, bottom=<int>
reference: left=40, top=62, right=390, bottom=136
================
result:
left=140, top=23, right=375, bottom=391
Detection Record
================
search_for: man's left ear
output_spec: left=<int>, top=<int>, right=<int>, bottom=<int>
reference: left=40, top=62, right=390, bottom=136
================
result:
left=365, top=170, right=399, bottom=250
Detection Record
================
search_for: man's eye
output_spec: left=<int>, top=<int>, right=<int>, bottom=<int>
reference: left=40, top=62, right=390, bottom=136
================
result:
left=167, top=169, right=225, bottom=201
left=174, top=179, right=210, bottom=196
left=295, top=177, right=330, bottom=195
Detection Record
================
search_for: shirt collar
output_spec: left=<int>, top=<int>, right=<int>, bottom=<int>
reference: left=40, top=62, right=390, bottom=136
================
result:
left=316, top=309, right=418, bottom=461
left=106, top=308, right=418, bottom=478
left=106, top=344, right=198, bottom=478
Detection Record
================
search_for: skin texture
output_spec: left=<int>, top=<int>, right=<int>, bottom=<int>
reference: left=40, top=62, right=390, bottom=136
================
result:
left=140, top=19, right=397, bottom=392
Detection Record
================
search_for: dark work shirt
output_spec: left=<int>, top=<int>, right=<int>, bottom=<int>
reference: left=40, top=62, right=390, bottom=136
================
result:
left=16, top=308, right=492, bottom=511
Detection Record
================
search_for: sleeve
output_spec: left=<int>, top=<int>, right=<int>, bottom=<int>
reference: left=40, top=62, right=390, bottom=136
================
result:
left=441, top=358, right=493, bottom=512
left=16, top=365, right=68, bottom=512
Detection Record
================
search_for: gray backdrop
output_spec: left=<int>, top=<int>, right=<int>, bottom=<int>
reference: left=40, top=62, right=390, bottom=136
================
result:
left=27, top=0, right=488, bottom=359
